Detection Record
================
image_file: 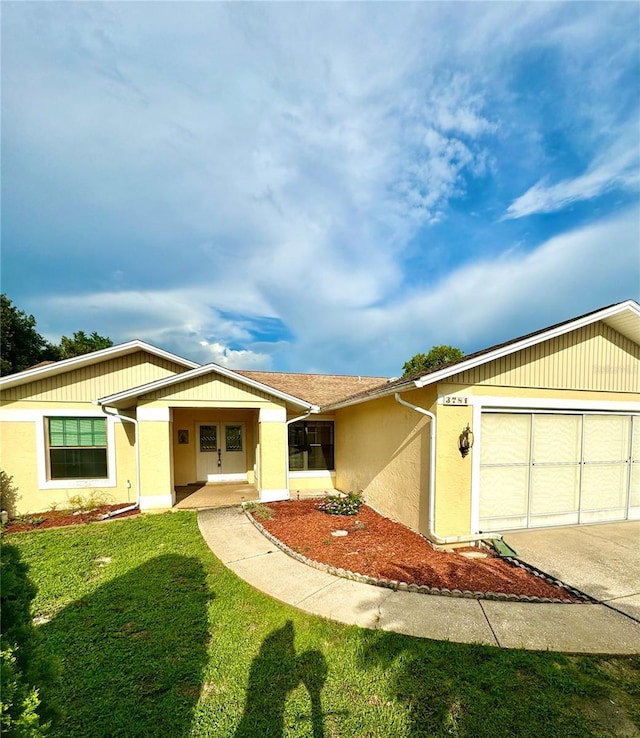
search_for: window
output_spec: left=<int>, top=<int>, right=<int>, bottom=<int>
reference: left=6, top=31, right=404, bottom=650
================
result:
left=226, top=425, right=243, bottom=452
left=288, top=421, right=334, bottom=471
left=48, top=417, right=108, bottom=480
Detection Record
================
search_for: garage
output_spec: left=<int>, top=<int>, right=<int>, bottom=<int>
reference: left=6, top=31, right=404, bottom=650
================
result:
left=479, top=411, right=640, bottom=532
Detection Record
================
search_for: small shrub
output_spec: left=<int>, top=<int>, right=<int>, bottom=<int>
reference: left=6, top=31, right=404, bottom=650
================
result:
left=0, top=469, right=20, bottom=518
left=244, top=502, right=273, bottom=521
left=317, top=490, right=364, bottom=516
left=66, top=491, right=112, bottom=513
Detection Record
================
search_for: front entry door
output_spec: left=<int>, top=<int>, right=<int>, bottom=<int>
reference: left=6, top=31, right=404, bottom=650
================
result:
left=196, top=423, right=247, bottom=482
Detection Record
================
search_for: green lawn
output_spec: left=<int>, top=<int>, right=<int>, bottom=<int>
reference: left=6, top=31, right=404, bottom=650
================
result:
left=6, top=512, right=640, bottom=738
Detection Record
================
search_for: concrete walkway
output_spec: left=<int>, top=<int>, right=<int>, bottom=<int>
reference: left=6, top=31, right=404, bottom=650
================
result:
left=197, top=507, right=640, bottom=654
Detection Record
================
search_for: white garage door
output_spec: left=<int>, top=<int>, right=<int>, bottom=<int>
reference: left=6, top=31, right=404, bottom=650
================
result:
left=479, top=412, right=640, bottom=532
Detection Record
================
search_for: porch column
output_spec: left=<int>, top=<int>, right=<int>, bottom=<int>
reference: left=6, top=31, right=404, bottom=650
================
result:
left=258, top=406, right=289, bottom=502
left=138, top=406, right=175, bottom=510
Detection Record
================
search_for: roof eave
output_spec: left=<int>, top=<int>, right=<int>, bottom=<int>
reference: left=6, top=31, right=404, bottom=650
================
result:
left=319, top=378, right=419, bottom=412
left=414, top=299, right=640, bottom=388
left=0, top=340, right=200, bottom=389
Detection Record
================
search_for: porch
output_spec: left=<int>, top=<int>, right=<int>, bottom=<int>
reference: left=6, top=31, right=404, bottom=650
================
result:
left=174, top=482, right=328, bottom=509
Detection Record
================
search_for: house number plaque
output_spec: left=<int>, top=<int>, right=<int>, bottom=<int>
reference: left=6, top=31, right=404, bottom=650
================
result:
left=441, top=395, right=469, bottom=405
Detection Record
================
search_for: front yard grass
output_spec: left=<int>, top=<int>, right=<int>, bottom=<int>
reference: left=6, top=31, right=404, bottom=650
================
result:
left=6, top=512, right=640, bottom=737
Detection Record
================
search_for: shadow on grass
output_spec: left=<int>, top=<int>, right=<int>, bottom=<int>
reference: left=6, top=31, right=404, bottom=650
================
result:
left=41, top=553, right=212, bottom=738
left=356, top=629, right=611, bottom=738
left=235, top=620, right=327, bottom=738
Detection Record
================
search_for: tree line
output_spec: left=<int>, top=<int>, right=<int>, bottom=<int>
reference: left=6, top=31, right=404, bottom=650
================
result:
left=1, top=295, right=113, bottom=376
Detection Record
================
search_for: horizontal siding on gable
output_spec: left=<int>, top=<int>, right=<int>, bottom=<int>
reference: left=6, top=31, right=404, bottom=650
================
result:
left=2, top=353, right=188, bottom=403
left=141, top=375, right=274, bottom=403
left=450, top=323, right=639, bottom=392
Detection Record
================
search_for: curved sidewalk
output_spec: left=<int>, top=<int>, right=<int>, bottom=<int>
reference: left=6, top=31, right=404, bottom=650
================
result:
left=197, top=507, right=640, bottom=654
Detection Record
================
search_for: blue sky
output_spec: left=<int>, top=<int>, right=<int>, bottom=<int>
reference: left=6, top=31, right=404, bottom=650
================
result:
left=2, top=2, right=639, bottom=376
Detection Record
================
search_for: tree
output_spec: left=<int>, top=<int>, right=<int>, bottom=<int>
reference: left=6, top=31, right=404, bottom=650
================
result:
left=57, top=331, right=113, bottom=359
left=0, top=295, right=58, bottom=375
left=0, top=295, right=114, bottom=375
left=402, top=345, right=464, bottom=377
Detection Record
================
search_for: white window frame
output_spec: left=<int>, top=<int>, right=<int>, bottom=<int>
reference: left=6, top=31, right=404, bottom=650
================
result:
left=33, top=410, right=118, bottom=490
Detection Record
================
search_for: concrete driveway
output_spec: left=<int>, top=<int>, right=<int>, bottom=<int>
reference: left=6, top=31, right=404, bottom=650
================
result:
left=504, top=521, right=640, bottom=622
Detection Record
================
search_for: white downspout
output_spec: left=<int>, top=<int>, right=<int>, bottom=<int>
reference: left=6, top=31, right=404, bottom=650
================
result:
left=96, top=404, right=140, bottom=517
left=394, top=392, right=502, bottom=546
left=285, top=409, right=313, bottom=499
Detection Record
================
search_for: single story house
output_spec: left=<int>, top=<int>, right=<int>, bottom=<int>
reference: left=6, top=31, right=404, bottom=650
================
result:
left=1, top=299, right=638, bottom=542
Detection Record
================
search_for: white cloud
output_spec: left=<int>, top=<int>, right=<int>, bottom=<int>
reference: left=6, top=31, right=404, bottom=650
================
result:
left=198, top=342, right=272, bottom=370
left=271, top=208, right=640, bottom=374
left=504, top=137, right=640, bottom=219
left=4, top=3, right=639, bottom=377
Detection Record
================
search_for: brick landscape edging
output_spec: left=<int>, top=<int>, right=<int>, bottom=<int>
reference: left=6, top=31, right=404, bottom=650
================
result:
left=242, top=505, right=593, bottom=604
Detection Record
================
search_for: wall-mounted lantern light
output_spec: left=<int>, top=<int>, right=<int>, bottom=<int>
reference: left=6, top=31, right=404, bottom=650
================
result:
left=458, top=424, right=474, bottom=458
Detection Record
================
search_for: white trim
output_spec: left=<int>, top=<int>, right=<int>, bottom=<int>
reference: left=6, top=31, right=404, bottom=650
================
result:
left=34, top=411, right=118, bottom=490
left=288, top=470, right=336, bottom=479
left=259, top=488, right=290, bottom=502
left=206, top=473, right=249, bottom=483
left=0, top=340, right=199, bottom=390
left=463, top=395, right=640, bottom=412
left=259, top=407, right=287, bottom=422
left=1, top=409, right=58, bottom=422
left=137, top=406, right=172, bottom=421
left=139, top=493, right=174, bottom=510
left=288, top=413, right=335, bottom=421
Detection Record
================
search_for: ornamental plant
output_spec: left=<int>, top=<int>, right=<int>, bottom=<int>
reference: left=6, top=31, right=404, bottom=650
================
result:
left=317, top=490, right=364, bottom=516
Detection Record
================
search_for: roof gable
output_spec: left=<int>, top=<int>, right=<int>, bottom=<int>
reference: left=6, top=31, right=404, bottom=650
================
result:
left=0, top=340, right=199, bottom=390
left=97, top=362, right=316, bottom=409
left=321, top=299, right=640, bottom=410
left=447, top=320, right=640, bottom=393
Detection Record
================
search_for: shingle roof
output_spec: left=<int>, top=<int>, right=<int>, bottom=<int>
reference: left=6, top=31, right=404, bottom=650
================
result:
left=235, top=370, right=390, bottom=407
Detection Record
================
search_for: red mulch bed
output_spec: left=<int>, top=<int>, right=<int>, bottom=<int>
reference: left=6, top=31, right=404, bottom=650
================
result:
left=3, top=504, right=140, bottom=534
left=253, top=499, right=577, bottom=601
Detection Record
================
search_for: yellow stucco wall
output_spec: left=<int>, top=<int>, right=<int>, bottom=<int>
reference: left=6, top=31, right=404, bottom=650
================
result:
left=138, top=419, right=174, bottom=508
left=335, top=387, right=435, bottom=534
left=0, top=412, right=136, bottom=514
left=172, top=408, right=257, bottom=486
left=0, top=421, right=38, bottom=515
left=258, top=420, right=288, bottom=492
left=432, top=402, right=474, bottom=537
left=288, top=475, right=337, bottom=492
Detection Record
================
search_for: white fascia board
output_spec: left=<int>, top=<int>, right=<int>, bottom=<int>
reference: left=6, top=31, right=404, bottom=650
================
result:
left=415, top=301, right=640, bottom=388
left=97, top=362, right=315, bottom=409
left=0, top=340, right=199, bottom=390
